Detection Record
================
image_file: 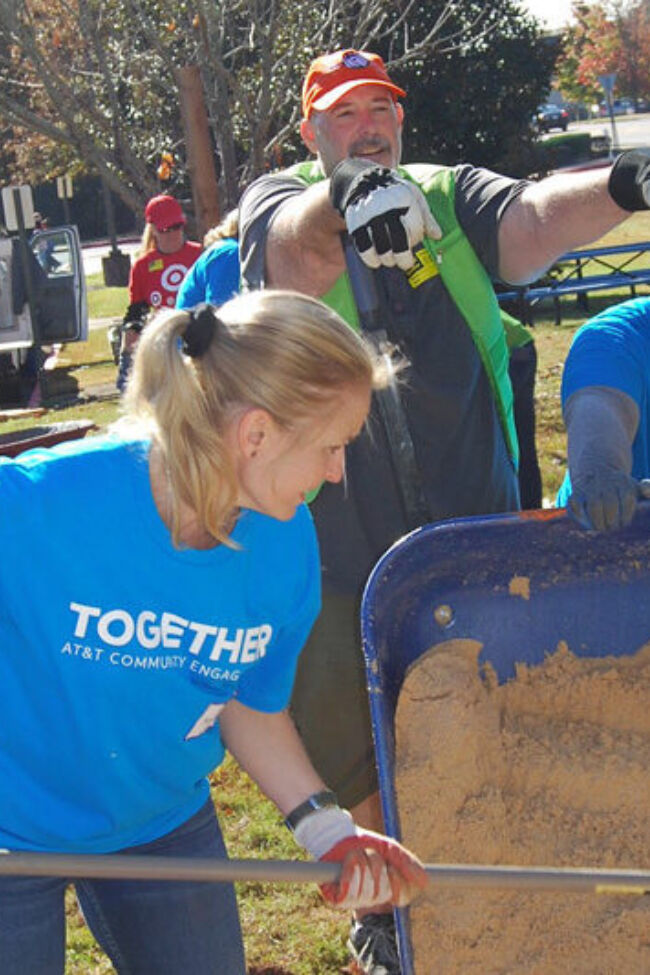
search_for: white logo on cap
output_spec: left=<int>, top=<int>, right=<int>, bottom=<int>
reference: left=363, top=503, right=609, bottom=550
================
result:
left=343, top=53, right=370, bottom=69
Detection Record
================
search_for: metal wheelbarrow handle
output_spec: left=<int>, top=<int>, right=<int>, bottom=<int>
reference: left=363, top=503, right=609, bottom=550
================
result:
left=1, top=851, right=649, bottom=895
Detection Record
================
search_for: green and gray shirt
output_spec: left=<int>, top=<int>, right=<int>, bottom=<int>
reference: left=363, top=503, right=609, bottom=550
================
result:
left=240, top=161, right=526, bottom=593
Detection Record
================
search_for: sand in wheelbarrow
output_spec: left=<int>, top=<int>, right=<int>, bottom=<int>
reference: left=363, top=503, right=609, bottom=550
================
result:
left=395, top=638, right=650, bottom=974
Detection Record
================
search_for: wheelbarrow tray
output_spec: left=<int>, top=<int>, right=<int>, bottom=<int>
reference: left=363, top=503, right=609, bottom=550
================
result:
left=0, top=419, right=96, bottom=458
left=360, top=505, right=650, bottom=975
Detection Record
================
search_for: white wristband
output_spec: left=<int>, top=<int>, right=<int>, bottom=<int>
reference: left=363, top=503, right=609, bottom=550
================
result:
left=292, top=806, right=358, bottom=860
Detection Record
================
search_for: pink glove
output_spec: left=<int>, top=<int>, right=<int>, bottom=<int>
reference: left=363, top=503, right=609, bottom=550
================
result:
left=319, top=829, right=428, bottom=910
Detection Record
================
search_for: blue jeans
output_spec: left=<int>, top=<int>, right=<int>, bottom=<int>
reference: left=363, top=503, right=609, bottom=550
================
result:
left=0, top=800, right=246, bottom=974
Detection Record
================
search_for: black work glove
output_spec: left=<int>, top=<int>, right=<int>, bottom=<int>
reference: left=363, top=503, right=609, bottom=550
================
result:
left=330, top=158, right=441, bottom=271
left=121, top=299, right=150, bottom=333
left=608, top=149, right=650, bottom=211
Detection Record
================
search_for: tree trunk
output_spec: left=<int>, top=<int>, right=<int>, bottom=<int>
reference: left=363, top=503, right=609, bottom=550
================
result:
left=176, top=65, right=221, bottom=239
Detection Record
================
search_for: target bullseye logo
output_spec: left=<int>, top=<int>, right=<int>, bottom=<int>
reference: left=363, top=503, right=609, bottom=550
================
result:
left=161, top=263, right=189, bottom=293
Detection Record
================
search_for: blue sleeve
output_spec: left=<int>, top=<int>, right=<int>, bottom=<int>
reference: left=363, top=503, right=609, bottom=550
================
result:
left=561, top=300, right=650, bottom=411
left=176, top=261, right=206, bottom=309
left=176, top=240, right=240, bottom=309
left=555, top=471, right=572, bottom=508
left=204, top=240, right=240, bottom=306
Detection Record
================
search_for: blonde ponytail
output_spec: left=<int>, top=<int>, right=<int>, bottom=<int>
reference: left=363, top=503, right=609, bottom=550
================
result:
left=122, top=291, right=382, bottom=546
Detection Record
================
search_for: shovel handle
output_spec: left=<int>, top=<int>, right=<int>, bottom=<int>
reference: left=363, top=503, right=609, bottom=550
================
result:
left=1, top=851, right=649, bottom=894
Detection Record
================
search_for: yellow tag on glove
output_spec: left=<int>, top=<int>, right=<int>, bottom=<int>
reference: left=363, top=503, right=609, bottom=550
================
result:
left=406, top=246, right=439, bottom=289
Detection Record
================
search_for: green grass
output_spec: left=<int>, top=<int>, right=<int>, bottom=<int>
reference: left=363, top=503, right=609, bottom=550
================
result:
left=535, top=309, right=590, bottom=503
left=529, top=211, right=650, bottom=503
left=4, top=215, right=650, bottom=972
left=0, top=325, right=122, bottom=435
left=586, top=210, right=650, bottom=248
left=211, top=759, right=350, bottom=974
left=86, top=271, right=129, bottom=321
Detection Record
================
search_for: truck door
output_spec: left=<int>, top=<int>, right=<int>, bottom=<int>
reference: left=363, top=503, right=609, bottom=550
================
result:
left=29, top=225, right=88, bottom=343
left=0, top=225, right=88, bottom=357
left=0, top=236, right=32, bottom=353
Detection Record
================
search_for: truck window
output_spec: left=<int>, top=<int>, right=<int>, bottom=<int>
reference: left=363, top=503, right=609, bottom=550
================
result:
left=32, top=231, right=73, bottom=277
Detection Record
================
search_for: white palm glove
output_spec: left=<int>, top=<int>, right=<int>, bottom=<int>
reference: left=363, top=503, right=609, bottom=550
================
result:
left=330, top=158, right=441, bottom=271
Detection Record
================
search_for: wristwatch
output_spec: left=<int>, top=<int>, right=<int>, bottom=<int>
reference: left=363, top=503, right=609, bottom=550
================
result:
left=284, top=790, right=339, bottom=831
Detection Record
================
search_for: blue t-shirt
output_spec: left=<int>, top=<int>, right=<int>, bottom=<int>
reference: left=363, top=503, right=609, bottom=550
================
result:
left=176, top=237, right=240, bottom=309
left=557, top=297, right=650, bottom=506
left=0, top=435, right=319, bottom=853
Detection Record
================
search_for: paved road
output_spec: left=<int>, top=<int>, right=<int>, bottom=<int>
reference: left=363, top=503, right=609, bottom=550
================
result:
left=568, top=113, right=650, bottom=149
left=82, top=238, right=139, bottom=278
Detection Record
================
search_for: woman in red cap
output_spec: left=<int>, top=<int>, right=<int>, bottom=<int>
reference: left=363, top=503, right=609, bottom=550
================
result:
left=117, top=194, right=201, bottom=391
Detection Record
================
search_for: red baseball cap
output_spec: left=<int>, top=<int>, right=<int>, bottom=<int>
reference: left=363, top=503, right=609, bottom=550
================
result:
left=302, top=49, right=406, bottom=119
left=144, top=195, right=186, bottom=231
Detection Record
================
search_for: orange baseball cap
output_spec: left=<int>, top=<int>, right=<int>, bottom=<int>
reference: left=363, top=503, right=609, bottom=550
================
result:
left=302, top=49, right=406, bottom=119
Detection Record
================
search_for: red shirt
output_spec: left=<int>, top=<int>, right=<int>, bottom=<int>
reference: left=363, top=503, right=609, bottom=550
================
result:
left=129, top=241, right=202, bottom=310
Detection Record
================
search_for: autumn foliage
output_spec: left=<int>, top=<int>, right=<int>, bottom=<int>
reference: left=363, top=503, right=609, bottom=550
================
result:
left=557, top=1, right=650, bottom=105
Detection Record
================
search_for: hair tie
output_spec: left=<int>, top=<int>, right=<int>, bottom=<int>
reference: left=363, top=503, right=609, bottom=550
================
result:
left=182, top=304, right=218, bottom=358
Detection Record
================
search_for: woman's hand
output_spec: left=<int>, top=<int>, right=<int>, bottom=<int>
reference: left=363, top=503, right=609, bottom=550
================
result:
left=319, top=828, right=428, bottom=910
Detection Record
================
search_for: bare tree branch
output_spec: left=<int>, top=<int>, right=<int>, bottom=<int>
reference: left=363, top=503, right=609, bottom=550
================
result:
left=0, top=0, right=546, bottom=215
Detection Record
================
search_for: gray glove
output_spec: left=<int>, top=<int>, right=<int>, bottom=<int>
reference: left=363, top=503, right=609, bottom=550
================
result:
left=568, top=471, right=650, bottom=532
left=330, top=158, right=441, bottom=271
left=564, top=386, right=644, bottom=532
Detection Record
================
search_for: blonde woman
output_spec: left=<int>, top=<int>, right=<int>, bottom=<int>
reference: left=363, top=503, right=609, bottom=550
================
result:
left=117, top=194, right=201, bottom=391
left=0, top=291, right=426, bottom=974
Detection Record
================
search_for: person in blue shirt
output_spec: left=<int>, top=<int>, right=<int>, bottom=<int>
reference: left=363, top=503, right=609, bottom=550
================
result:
left=557, top=296, right=650, bottom=531
left=176, top=209, right=240, bottom=310
left=31, top=212, right=60, bottom=272
left=0, top=290, right=426, bottom=975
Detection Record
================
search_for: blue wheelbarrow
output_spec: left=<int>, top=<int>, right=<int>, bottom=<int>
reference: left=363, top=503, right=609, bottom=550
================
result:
left=360, top=505, right=650, bottom=975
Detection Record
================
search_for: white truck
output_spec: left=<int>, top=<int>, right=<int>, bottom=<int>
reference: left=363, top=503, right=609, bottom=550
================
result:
left=0, top=225, right=88, bottom=401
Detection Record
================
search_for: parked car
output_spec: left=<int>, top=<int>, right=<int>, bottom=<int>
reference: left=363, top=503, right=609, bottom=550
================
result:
left=534, top=104, right=569, bottom=133
left=599, top=98, right=636, bottom=116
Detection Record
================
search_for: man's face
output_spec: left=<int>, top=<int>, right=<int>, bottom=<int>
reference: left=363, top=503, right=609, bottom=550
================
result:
left=300, top=84, right=404, bottom=175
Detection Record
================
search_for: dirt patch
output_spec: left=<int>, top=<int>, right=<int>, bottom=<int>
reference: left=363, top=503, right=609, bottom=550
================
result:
left=395, top=638, right=650, bottom=974
left=508, top=574, right=530, bottom=600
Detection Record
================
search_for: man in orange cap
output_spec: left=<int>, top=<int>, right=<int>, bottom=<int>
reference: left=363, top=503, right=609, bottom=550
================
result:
left=239, top=47, right=648, bottom=973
